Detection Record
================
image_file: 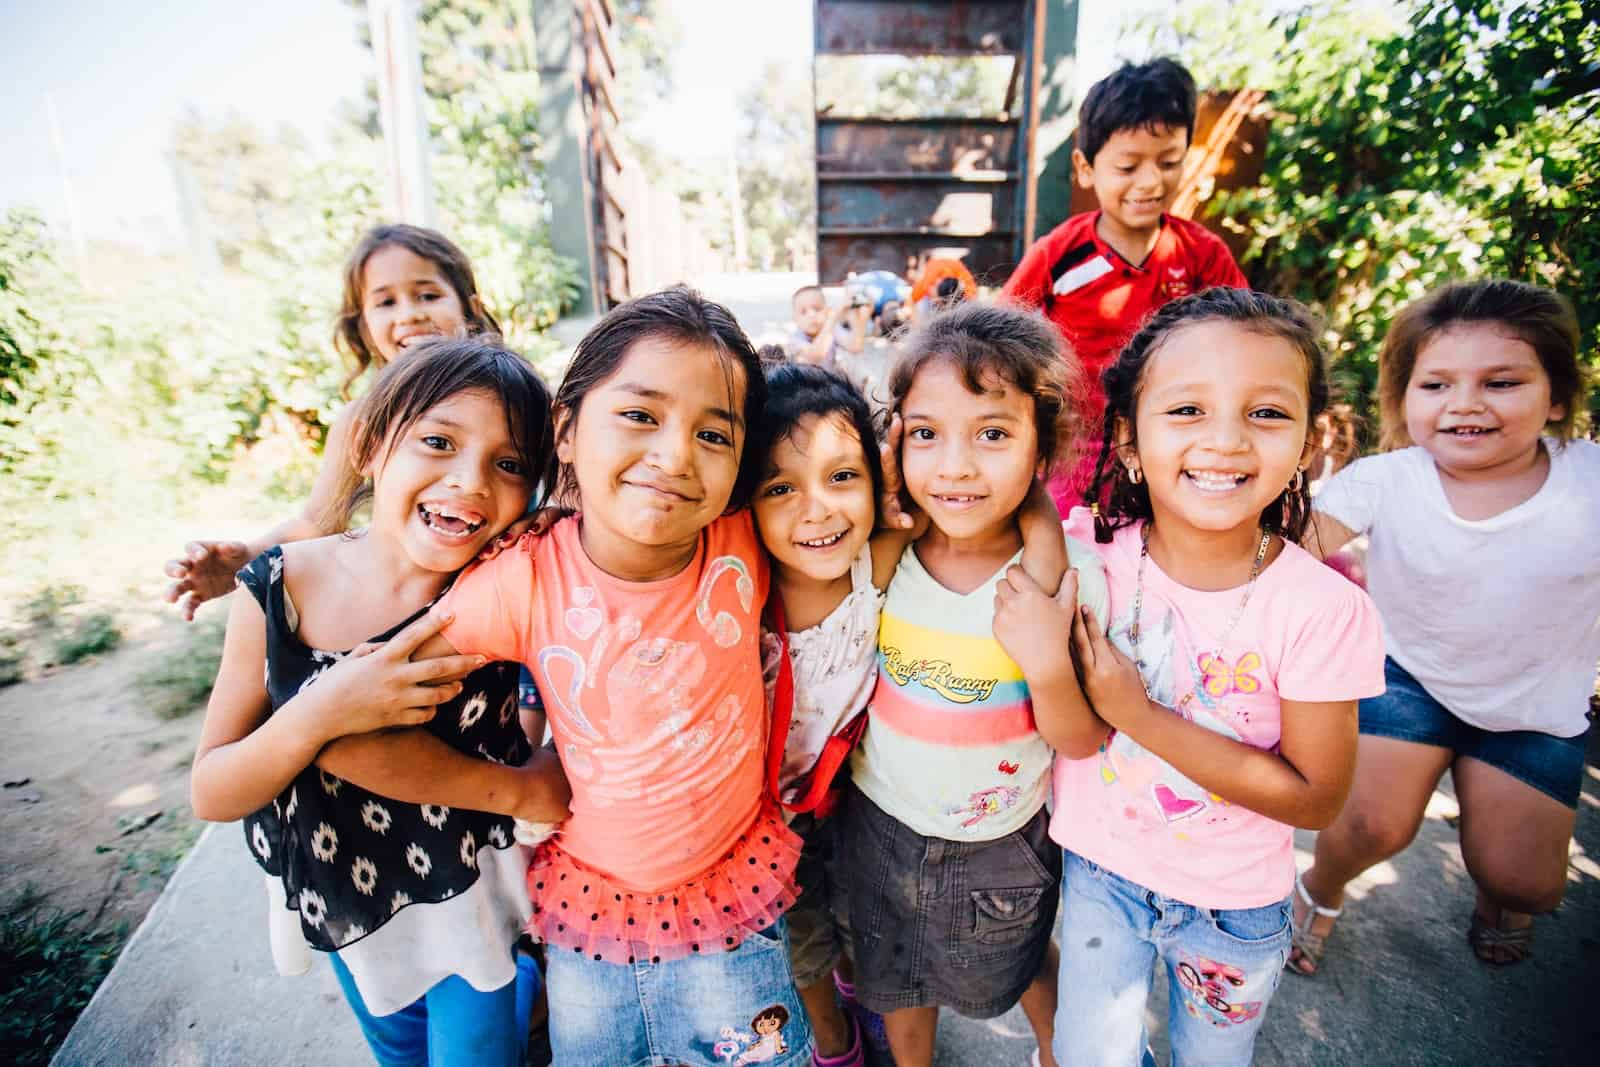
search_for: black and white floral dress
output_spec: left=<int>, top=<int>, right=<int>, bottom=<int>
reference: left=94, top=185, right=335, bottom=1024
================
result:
left=238, top=547, right=535, bottom=1013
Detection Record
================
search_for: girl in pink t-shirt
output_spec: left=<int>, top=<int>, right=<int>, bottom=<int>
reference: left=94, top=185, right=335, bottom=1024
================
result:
left=434, top=288, right=814, bottom=1066
left=1052, top=289, right=1384, bottom=1067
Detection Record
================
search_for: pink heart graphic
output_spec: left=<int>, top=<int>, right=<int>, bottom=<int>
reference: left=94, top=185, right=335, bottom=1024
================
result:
left=1152, top=784, right=1206, bottom=823
left=564, top=606, right=602, bottom=640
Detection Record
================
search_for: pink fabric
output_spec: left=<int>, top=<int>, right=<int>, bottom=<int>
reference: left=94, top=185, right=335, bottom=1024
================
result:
left=1051, top=509, right=1385, bottom=909
left=441, top=512, right=802, bottom=960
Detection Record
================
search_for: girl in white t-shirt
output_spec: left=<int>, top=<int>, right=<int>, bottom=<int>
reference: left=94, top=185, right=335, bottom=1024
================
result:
left=1292, top=280, right=1599, bottom=973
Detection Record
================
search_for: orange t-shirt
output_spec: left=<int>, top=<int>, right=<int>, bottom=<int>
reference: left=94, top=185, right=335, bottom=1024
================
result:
left=441, top=512, right=771, bottom=892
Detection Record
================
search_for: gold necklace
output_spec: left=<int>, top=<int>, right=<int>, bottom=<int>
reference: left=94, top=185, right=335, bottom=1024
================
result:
left=1128, top=525, right=1272, bottom=715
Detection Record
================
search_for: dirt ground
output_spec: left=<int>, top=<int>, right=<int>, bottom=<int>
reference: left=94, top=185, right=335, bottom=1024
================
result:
left=0, top=612, right=214, bottom=934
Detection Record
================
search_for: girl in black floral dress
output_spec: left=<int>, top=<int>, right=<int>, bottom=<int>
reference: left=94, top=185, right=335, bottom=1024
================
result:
left=191, top=340, right=569, bottom=1067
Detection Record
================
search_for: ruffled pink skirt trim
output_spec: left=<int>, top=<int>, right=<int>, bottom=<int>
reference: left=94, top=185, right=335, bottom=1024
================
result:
left=525, top=804, right=803, bottom=964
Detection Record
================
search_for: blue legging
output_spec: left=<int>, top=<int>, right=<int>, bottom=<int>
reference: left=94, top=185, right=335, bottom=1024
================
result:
left=329, top=950, right=539, bottom=1067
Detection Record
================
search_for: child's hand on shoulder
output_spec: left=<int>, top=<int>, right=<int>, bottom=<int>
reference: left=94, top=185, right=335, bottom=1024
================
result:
left=287, top=610, right=486, bottom=745
left=993, top=567, right=1077, bottom=686
left=1070, top=604, right=1148, bottom=727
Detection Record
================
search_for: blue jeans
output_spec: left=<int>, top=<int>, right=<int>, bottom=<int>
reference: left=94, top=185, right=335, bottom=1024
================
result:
left=330, top=951, right=538, bottom=1067
left=1053, top=851, right=1291, bottom=1067
left=544, top=919, right=814, bottom=1067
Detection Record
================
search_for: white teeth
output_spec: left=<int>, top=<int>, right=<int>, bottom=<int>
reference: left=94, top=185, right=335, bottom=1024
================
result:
left=1186, top=471, right=1247, bottom=493
left=798, top=531, right=846, bottom=548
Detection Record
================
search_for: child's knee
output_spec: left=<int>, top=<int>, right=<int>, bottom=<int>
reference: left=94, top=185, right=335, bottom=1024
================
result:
left=1340, top=804, right=1420, bottom=860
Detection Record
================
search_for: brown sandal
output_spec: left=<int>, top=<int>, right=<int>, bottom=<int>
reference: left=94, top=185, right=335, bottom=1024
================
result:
left=1286, top=874, right=1342, bottom=976
left=1468, top=911, right=1533, bottom=966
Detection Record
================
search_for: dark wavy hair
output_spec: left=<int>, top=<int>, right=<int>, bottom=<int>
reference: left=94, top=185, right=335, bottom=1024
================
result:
left=551, top=285, right=767, bottom=510
left=888, top=301, right=1084, bottom=478
left=1377, top=279, right=1584, bottom=450
left=1087, top=288, right=1330, bottom=544
left=1077, top=57, right=1197, bottom=163
left=334, top=224, right=501, bottom=399
left=753, top=362, right=885, bottom=520
left=328, top=335, right=554, bottom=531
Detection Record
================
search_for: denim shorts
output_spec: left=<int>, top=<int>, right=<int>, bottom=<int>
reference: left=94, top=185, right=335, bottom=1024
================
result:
left=785, top=812, right=851, bottom=989
left=837, top=782, right=1059, bottom=1019
left=1361, top=657, right=1591, bottom=808
left=1054, top=851, right=1291, bottom=1067
left=544, top=919, right=813, bottom=1067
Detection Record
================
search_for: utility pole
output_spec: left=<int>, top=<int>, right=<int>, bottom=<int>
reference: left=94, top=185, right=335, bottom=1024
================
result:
left=368, top=0, right=435, bottom=226
left=43, top=94, right=87, bottom=272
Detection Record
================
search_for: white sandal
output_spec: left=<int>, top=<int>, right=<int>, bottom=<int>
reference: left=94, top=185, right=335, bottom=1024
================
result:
left=1287, top=873, right=1342, bottom=976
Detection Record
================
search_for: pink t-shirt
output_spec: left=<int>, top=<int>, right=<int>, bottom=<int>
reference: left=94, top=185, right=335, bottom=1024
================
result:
left=441, top=512, right=774, bottom=892
left=1051, top=510, right=1385, bottom=909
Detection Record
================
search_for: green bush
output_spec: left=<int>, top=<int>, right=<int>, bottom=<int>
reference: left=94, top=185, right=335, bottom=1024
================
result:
left=0, top=888, right=124, bottom=1067
left=1132, top=0, right=1599, bottom=436
left=51, top=613, right=121, bottom=666
left=138, top=618, right=226, bottom=720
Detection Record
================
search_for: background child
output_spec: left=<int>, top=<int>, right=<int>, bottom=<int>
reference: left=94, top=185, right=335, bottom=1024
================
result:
left=838, top=303, right=1109, bottom=1067
left=1002, top=58, right=1247, bottom=510
left=788, top=284, right=869, bottom=369
left=1055, top=288, right=1384, bottom=1067
left=751, top=361, right=1068, bottom=1066
left=1291, top=280, right=1598, bottom=973
left=429, top=288, right=816, bottom=1067
left=190, top=339, right=570, bottom=1067
left=163, top=224, right=499, bottom=619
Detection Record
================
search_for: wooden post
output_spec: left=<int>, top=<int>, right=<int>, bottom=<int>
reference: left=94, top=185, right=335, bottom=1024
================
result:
left=368, top=0, right=436, bottom=226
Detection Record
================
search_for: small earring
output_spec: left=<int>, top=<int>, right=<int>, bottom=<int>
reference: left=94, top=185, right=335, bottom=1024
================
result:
left=1289, top=468, right=1305, bottom=492
left=1127, top=465, right=1143, bottom=485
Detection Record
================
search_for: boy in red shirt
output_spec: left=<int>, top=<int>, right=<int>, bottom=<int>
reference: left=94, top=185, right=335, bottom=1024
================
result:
left=1003, top=58, right=1247, bottom=508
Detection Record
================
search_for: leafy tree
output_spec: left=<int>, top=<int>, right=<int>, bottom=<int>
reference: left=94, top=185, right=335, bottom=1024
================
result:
left=1135, top=0, right=1599, bottom=430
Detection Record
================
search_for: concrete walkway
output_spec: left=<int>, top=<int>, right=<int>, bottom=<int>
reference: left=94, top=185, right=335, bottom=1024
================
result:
left=55, top=733, right=1596, bottom=1065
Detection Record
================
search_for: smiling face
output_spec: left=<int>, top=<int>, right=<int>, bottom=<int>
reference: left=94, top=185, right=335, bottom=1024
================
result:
left=557, top=337, right=746, bottom=580
left=753, top=413, right=877, bottom=585
left=367, top=388, right=532, bottom=574
left=1125, top=320, right=1312, bottom=537
left=1404, top=324, right=1561, bottom=479
left=900, top=359, right=1039, bottom=545
left=360, top=244, right=470, bottom=365
left=1075, top=123, right=1189, bottom=242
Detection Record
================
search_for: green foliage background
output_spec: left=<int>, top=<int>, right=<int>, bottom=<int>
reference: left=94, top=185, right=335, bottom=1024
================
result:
left=0, top=0, right=578, bottom=562
left=1134, top=0, right=1599, bottom=434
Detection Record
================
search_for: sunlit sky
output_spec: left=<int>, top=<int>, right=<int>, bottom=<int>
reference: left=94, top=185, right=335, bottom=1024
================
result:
left=0, top=0, right=1147, bottom=247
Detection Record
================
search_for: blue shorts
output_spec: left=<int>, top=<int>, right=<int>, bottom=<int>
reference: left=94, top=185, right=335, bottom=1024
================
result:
left=1359, top=657, right=1591, bottom=808
left=544, top=919, right=813, bottom=1067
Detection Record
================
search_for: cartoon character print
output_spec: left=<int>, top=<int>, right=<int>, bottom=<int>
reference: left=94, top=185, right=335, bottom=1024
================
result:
left=945, top=786, right=1023, bottom=831
left=715, top=1005, right=790, bottom=1063
left=1176, top=954, right=1263, bottom=1027
left=696, top=555, right=755, bottom=649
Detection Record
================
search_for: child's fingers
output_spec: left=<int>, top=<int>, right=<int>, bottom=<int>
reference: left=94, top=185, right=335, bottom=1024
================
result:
left=394, top=706, right=438, bottom=727
left=1071, top=604, right=1095, bottom=669
left=405, top=680, right=464, bottom=707
left=186, top=542, right=210, bottom=563
left=1058, top=569, right=1080, bottom=609
left=164, top=559, right=191, bottom=581
left=404, top=654, right=486, bottom=685
left=386, top=609, right=456, bottom=658
left=1003, top=564, right=1044, bottom=597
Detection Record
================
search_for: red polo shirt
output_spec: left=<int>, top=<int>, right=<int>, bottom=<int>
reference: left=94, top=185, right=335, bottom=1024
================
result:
left=1002, top=211, right=1247, bottom=506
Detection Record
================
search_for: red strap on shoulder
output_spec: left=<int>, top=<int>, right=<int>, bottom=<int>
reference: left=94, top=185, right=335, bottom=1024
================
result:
left=763, top=589, right=866, bottom=816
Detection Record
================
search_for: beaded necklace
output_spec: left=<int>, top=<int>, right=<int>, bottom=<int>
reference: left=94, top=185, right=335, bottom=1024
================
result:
left=1128, top=524, right=1272, bottom=715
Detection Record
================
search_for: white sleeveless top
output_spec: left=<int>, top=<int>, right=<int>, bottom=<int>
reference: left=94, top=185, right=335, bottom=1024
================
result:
left=776, top=547, right=886, bottom=798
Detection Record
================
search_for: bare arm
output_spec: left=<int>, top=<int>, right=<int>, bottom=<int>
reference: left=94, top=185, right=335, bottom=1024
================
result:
left=1303, top=511, right=1358, bottom=561
left=1016, top=481, right=1067, bottom=596
left=868, top=413, right=928, bottom=588
left=190, top=606, right=484, bottom=822
left=1071, top=606, right=1358, bottom=828
left=994, top=568, right=1105, bottom=758
left=164, top=406, right=360, bottom=619
left=316, top=730, right=571, bottom=824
